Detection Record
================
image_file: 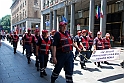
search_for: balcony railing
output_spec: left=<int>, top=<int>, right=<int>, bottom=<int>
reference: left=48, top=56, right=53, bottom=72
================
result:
left=43, top=0, right=66, bottom=9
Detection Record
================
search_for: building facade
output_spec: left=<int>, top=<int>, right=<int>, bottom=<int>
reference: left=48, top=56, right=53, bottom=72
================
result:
left=10, top=0, right=41, bottom=34
left=40, top=0, right=124, bottom=43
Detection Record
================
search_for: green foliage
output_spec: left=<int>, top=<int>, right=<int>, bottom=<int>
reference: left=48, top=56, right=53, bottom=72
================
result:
left=0, top=15, right=11, bottom=32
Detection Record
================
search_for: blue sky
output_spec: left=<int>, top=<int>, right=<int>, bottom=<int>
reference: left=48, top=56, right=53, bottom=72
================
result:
left=0, top=0, right=12, bottom=19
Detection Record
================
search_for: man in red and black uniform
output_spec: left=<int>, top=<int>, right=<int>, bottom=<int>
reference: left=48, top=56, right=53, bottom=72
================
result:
left=32, top=29, right=40, bottom=71
left=80, top=29, right=91, bottom=69
left=103, top=33, right=111, bottom=64
left=73, top=30, right=82, bottom=60
left=51, top=22, right=81, bottom=83
left=22, top=32, right=27, bottom=54
left=88, top=31, right=94, bottom=50
left=23, top=28, right=33, bottom=64
left=10, top=33, right=13, bottom=45
left=93, top=31, right=104, bottom=68
left=36, top=30, right=52, bottom=77
left=12, top=31, right=19, bottom=54
left=49, top=29, right=56, bottom=63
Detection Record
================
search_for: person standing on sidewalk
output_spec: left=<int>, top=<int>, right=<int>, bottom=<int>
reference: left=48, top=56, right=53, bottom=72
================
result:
left=51, top=22, right=81, bottom=83
left=36, top=30, right=52, bottom=77
left=23, top=28, right=33, bottom=64
left=12, top=31, right=19, bottom=54
left=103, top=33, right=111, bottom=64
left=32, top=29, right=40, bottom=71
left=93, top=31, right=104, bottom=68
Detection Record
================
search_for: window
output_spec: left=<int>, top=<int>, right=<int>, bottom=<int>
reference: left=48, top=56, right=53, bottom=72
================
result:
left=115, top=4, right=119, bottom=12
left=119, top=2, right=123, bottom=11
left=23, top=2, right=24, bottom=7
left=25, top=1, right=26, bottom=5
left=20, top=12, right=21, bottom=20
left=87, top=17, right=89, bottom=25
left=20, top=6, right=21, bottom=10
left=84, top=18, right=87, bottom=25
left=34, top=0, right=38, bottom=5
left=17, top=14, right=18, bottom=21
left=111, top=4, right=115, bottom=13
left=25, top=11, right=26, bottom=17
left=108, top=5, right=112, bottom=13
left=20, top=4, right=22, bottom=9
left=23, top=11, right=24, bottom=19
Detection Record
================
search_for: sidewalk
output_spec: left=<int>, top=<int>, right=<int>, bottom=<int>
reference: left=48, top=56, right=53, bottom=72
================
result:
left=0, top=40, right=124, bottom=83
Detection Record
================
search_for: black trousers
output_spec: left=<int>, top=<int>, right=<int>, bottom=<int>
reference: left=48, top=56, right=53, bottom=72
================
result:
left=13, top=42, right=17, bottom=53
left=38, top=53, right=49, bottom=72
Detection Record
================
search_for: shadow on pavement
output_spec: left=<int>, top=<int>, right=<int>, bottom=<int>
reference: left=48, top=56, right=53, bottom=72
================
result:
left=108, top=63, right=120, bottom=66
left=74, top=62, right=78, bottom=66
left=98, top=73, right=124, bottom=82
left=73, top=70, right=83, bottom=75
left=100, top=66, right=114, bottom=69
left=2, top=42, right=67, bottom=83
left=85, top=68, right=101, bottom=72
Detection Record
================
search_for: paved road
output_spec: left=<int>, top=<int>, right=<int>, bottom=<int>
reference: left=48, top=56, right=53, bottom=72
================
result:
left=0, top=40, right=124, bottom=83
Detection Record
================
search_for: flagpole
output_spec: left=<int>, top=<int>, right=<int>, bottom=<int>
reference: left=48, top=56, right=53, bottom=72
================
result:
left=89, top=0, right=95, bottom=36
left=100, top=0, right=107, bottom=37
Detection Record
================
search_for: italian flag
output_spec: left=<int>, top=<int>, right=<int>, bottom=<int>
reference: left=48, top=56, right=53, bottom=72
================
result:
left=100, top=5, right=103, bottom=18
left=96, top=6, right=100, bottom=19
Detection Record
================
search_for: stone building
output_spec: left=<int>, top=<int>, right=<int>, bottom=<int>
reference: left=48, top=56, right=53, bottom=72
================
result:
left=10, top=0, right=41, bottom=34
left=40, top=0, right=124, bottom=43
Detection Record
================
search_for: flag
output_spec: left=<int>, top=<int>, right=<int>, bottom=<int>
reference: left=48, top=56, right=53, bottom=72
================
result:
left=62, top=16, right=68, bottom=23
left=100, top=5, right=103, bottom=18
left=96, top=6, right=100, bottom=19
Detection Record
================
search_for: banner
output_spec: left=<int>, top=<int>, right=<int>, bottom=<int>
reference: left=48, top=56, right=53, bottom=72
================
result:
left=90, top=49, right=120, bottom=62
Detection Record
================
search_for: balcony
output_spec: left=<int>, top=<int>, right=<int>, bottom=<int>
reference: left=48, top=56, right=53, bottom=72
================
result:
left=43, top=0, right=66, bottom=9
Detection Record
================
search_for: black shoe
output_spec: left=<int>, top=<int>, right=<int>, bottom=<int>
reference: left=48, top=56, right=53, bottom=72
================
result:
left=35, top=62, right=39, bottom=67
left=104, top=61, right=110, bottom=65
left=81, top=66, right=86, bottom=69
left=35, top=63, right=37, bottom=67
left=40, top=72, right=43, bottom=77
left=43, top=71, right=47, bottom=76
left=120, top=62, right=124, bottom=68
left=51, top=80, right=55, bottom=83
left=51, top=81, right=55, bottom=83
left=37, top=67, right=39, bottom=71
left=81, top=64, right=86, bottom=69
left=28, top=58, right=30, bottom=64
left=94, top=62, right=96, bottom=65
left=97, top=65, right=102, bottom=68
left=74, top=57, right=76, bottom=60
left=28, top=61, right=30, bottom=64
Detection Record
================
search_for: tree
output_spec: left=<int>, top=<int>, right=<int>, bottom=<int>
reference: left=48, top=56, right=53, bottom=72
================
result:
left=0, top=15, right=11, bottom=32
